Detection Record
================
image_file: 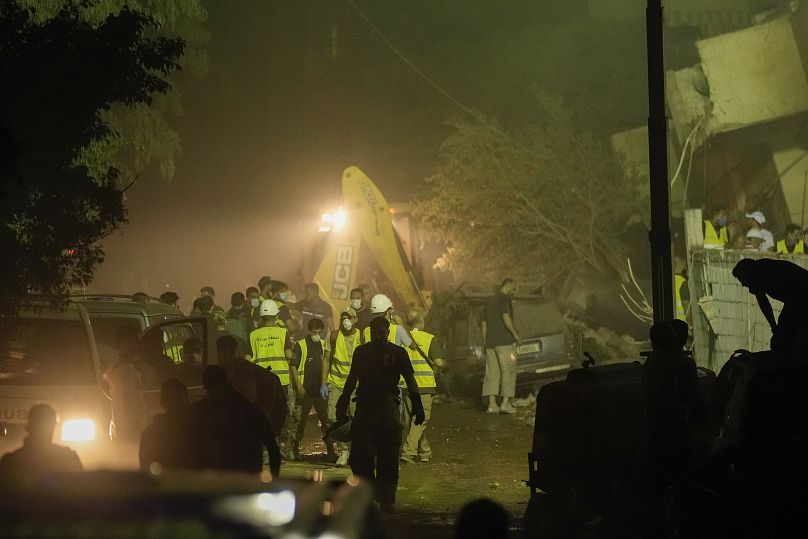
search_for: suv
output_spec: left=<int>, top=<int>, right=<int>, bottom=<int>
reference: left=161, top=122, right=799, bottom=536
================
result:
left=0, top=295, right=214, bottom=468
left=445, top=287, right=572, bottom=395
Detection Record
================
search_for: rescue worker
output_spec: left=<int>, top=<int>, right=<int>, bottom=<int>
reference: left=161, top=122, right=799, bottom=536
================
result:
left=336, top=316, right=425, bottom=513
left=745, top=210, right=774, bottom=252
left=249, top=299, right=295, bottom=454
left=363, top=293, right=415, bottom=349
left=673, top=257, right=689, bottom=323
left=733, top=258, right=808, bottom=358
left=400, top=310, right=444, bottom=464
left=295, top=282, right=333, bottom=339
left=350, top=287, right=373, bottom=332
left=0, top=404, right=83, bottom=483
left=325, top=307, right=361, bottom=466
left=703, top=205, right=729, bottom=249
left=777, top=224, right=805, bottom=254
left=288, top=318, right=334, bottom=461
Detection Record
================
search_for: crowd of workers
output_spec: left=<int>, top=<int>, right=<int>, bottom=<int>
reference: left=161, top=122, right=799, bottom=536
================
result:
left=116, top=278, right=445, bottom=512
left=702, top=205, right=806, bottom=253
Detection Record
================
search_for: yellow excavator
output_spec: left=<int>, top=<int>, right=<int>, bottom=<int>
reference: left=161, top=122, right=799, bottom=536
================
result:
left=311, top=166, right=428, bottom=321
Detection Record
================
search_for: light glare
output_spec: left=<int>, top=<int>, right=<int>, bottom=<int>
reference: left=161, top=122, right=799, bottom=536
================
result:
left=255, top=490, right=296, bottom=526
left=61, top=419, right=96, bottom=442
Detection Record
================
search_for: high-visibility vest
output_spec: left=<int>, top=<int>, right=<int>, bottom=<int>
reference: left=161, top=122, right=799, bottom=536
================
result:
left=703, top=220, right=727, bottom=249
left=296, top=338, right=325, bottom=385
left=407, top=330, right=437, bottom=391
left=363, top=323, right=398, bottom=345
left=328, top=330, right=359, bottom=389
left=250, top=325, right=289, bottom=385
left=776, top=239, right=805, bottom=254
left=674, top=274, right=687, bottom=321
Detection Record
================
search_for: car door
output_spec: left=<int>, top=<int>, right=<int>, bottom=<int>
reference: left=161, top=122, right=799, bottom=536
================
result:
left=138, top=316, right=215, bottom=415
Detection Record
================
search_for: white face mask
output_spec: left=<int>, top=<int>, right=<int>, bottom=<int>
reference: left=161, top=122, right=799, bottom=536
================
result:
left=250, top=298, right=260, bottom=308
left=310, top=334, right=321, bottom=342
left=278, top=292, right=288, bottom=301
left=342, top=318, right=353, bottom=331
left=350, top=298, right=362, bottom=310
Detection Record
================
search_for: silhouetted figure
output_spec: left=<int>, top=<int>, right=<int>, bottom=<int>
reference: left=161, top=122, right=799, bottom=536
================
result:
left=139, top=378, right=197, bottom=472
left=336, top=316, right=424, bottom=513
left=131, top=292, right=149, bottom=302
left=0, top=404, right=82, bottom=484
left=641, top=321, right=698, bottom=536
left=733, top=258, right=808, bottom=358
left=106, top=326, right=153, bottom=441
left=139, top=329, right=178, bottom=384
left=454, top=498, right=511, bottom=539
left=217, top=334, right=287, bottom=438
left=189, top=365, right=281, bottom=477
left=177, top=337, right=204, bottom=386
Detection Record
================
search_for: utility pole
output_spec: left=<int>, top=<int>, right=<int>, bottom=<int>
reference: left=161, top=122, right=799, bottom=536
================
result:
left=647, top=0, right=673, bottom=323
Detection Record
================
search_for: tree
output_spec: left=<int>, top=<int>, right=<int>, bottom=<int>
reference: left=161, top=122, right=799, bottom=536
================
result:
left=19, top=0, right=209, bottom=184
left=413, top=92, right=646, bottom=290
left=0, top=2, right=184, bottom=314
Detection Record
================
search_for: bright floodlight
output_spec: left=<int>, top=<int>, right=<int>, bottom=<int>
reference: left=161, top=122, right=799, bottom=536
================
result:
left=61, top=419, right=96, bottom=442
left=334, top=207, right=346, bottom=231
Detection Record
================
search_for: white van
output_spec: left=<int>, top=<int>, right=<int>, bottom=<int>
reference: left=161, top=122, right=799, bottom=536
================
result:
left=0, top=295, right=214, bottom=469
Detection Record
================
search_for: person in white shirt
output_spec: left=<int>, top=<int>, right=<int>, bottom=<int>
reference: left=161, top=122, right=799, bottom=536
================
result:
left=745, top=211, right=774, bottom=252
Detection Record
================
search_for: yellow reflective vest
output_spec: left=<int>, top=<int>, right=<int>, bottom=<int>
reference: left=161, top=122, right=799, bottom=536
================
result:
left=776, top=239, right=805, bottom=254
left=363, top=323, right=399, bottom=345
left=250, top=325, right=290, bottom=385
left=296, top=338, right=326, bottom=385
left=674, top=274, right=687, bottom=321
left=328, top=330, right=360, bottom=389
left=703, top=220, right=728, bottom=249
left=408, top=329, right=437, bottom=393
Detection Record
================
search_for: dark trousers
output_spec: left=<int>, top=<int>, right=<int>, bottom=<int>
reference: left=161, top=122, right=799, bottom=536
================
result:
left=348, top=401, right=402, bottom=505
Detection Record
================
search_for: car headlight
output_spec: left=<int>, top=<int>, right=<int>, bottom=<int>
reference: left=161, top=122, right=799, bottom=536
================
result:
left=61, top=419, right=96, bottom=442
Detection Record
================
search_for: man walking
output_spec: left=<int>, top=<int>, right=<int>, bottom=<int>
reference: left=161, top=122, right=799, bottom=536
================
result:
left=325, top=307, right=361, bottom=466
left=336, top=316, right=424, bottom=513
left=481, top=278, right=521, bottom=414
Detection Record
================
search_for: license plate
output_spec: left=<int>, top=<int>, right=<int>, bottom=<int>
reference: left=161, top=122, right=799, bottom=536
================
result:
left=517, top=342, right=541, bottom=355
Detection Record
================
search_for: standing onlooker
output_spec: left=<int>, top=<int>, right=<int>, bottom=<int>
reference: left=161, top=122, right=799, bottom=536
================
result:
left=200, top=286, right=226, bottom=318
left=270, top=280, right=298, bottom=332
left=481, top=279, right=520, bottom=415
left=139, top=378, right=196, bottom=471
left=288, top=318, right=334, bottom=461
left=776, top=224, right=805, bottom=254
left=159, top=291, right=181, bottom=311
left=225, top=292, right=250, bottom=345
left=257, top=276, right=273, bottom=302
left=745, top=211, right=774, bottom=252
left=244, top=286, right=261, bottom=331
left=106, top=326, right=153, bottom=441
left=0, top=404, right=83, bottom=482
left=350, top=287, right=373, bottom=332
left=188, top=366, right=281, bottom=477
left=296, top=282, right=334, bottom=338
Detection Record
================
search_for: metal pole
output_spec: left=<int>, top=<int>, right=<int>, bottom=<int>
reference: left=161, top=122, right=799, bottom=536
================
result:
left=647, top=0, right=673, bottom=323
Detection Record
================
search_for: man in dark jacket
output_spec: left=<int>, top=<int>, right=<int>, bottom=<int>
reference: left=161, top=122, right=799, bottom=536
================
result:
left=189, top=365, right=281, bottom=477
left=336, top=316, right=424, bottom=513
left=0, top=404, right=82, bottom=484
left=139, top=378, right=197, bottom=472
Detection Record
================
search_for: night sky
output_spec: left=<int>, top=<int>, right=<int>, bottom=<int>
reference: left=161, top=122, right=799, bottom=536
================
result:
left=91, top=0, right=647, bottom=309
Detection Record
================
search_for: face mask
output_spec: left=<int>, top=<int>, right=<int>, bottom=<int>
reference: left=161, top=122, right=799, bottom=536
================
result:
left=250, top=298, right=260, bottom=308
left=278, top=292, right=288, bottom=302
left=350, top=299, right=362, bottom=310
left=311, top=334, right=321, bottom=342
left=342, top=318, right=353, bottom=331
left=716, top=217, right=728, bottom=227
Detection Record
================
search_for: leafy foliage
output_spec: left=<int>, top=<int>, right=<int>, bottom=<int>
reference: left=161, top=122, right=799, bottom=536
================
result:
left=413, top=92, right=646, bottom=289
left=0, top=1, right=184, bottom=314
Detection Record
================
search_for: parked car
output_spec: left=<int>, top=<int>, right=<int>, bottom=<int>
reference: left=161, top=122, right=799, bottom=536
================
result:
left=0, top=295, right=214, bottom=468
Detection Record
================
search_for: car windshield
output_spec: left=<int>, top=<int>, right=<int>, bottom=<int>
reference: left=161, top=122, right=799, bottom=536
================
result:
left=0, top=318, right=95, bottom=385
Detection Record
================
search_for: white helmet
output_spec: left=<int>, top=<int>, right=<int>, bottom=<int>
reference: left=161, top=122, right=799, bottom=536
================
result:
left=370, top=294, right=393, bottom=314
left=259, top=299, right=280, bottom=316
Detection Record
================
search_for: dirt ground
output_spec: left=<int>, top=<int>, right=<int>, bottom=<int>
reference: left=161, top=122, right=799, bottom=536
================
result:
left=283, top=396, right=537, bottom=537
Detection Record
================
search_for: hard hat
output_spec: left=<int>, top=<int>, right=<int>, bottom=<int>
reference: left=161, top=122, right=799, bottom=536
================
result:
left=325, top=417, right=352, bottom=442
left=370, top=294, right=393, bottom=314
left=259, top=299, right=280, bottom=316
